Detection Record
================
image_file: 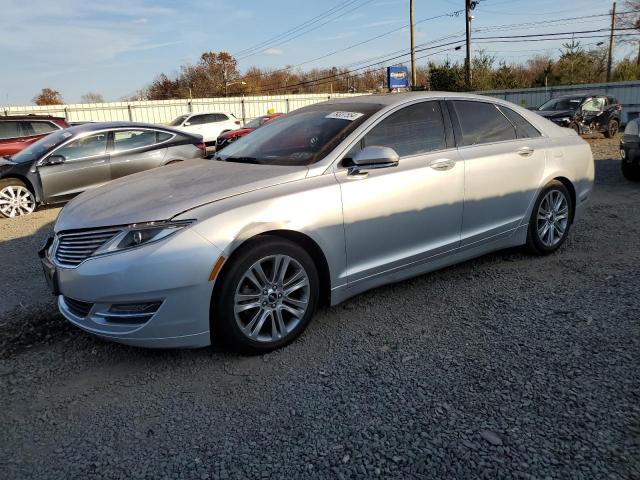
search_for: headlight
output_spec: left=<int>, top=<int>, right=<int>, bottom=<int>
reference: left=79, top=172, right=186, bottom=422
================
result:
left=558, top=117, right=570, bottom=123
left=93, top=220, right=194, bottom=256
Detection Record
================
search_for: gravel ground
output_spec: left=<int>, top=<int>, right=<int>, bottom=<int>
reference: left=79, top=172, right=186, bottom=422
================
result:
left=1, top=135, right=639, bottom=479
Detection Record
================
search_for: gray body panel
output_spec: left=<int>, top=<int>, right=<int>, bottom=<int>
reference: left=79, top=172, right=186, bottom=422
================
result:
left=50, top=92, right=595, bottom=348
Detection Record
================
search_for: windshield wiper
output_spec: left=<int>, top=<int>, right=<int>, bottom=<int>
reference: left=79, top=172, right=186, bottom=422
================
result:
left=221, top=156, right=260, bottom=164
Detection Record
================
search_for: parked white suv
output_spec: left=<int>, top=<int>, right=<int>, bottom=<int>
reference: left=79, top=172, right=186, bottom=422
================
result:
left=169, top=112, right=241, bottom=148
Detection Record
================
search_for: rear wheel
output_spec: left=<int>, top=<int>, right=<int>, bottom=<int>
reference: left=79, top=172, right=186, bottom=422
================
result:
left=212, top=235, right=319, bottom=353
left=622, top=161, right=640, bottom=181
left=0, top=179, right=36, bottom=218
left=526, top=181, right=573, bottom=255
left=604, top=119, right=619, bottom=138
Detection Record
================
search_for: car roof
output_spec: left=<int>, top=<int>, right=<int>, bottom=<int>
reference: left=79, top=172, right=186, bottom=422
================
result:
left=0, top=115, right=66, bottom=121
left=64, top=121, right=186, bottom=134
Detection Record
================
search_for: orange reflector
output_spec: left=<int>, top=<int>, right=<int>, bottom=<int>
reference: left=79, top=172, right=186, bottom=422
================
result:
left=208, top=256, right=226, bottom=281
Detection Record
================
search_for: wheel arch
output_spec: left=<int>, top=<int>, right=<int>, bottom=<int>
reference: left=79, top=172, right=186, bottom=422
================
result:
left=212, top=229, right=332, bottom=309
left=552, top=176, right=576, bottom=222
left=0, top=175, right=40, bottom=202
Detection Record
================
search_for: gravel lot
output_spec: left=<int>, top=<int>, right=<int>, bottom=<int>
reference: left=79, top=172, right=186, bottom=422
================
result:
left=1, top=135, right=639, bottom=479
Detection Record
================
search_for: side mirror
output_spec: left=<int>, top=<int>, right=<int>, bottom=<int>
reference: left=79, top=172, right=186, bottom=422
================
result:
left=42, top=155, right=66, bottom=166
left=345, top=146, right=399, bottom=175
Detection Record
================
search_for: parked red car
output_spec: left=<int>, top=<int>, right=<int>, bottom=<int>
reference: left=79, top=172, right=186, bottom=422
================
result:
left=215, top=113, right=283, bottom=151
left=0, top=115, right=70, bottom=157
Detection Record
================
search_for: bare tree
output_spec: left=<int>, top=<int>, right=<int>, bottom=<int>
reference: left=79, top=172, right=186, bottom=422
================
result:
left=618, top=0, right=640, bottom=64
left=80, top=92, right=105, bottom=103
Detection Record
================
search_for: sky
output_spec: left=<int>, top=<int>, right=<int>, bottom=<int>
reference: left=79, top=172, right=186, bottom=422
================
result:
left=0, top=0, right=629, bottom=106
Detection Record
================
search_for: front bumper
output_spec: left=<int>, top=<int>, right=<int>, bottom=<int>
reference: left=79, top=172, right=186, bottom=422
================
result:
left=47, top=228, right=222, bottom=348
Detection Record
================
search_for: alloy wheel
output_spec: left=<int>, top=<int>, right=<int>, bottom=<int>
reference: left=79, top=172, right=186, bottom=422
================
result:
left=0, top=186, right=36, bottom=218
left=233, top=254, right=310, bottom=343
left=536, top=189, right=569, bottom=248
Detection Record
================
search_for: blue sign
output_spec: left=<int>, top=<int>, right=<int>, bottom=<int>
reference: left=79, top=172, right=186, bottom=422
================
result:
left=387, top=66, right=410, bottom=89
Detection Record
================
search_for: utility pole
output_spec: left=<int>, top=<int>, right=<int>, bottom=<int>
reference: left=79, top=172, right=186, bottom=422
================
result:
left=606, top=1, right=616, bottom=82
left=410, top=0, right=417, bottom=89
left=465, top=0, right=474, bottom=90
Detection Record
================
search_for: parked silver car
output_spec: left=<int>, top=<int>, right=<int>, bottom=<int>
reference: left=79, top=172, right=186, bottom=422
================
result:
left=40, top=93, right=594, bottom=352
left=0, top=122, right=205, bottom=217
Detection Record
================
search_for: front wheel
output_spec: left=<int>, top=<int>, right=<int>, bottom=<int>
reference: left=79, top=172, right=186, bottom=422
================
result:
left=212, top=235, right=319, bottom=353
left=604, top=119, right=619, bottom=139
left=0, top=179, right=37, bottom=218
left=526, top=181, right=573, bottom=255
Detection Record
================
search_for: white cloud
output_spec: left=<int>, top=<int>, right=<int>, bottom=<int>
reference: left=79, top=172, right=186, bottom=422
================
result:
left=263, top=48, right=283, bottom=56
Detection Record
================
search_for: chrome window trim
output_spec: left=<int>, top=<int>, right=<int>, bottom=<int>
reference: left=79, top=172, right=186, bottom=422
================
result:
left=111, top=128, right=177, bottom=155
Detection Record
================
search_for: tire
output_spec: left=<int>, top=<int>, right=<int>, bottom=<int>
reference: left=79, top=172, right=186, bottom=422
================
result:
left=526, top=180, right=573, bottom=255
left=604, top=119, right=619, bottom=139
left=621, top=161, right=640, bottom=181
left=212, top=235, right=319, bottom=353
left=0, top=178, right=37, bottom=218
left=569, top=122, right=581, bottom=135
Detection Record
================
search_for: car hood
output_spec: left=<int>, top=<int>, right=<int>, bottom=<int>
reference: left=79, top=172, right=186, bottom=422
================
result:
left=536, top=109, right=574, bottom=119
left=220, top=128, right=252, bottom=139
left=55, top=160, right=308, bottom=232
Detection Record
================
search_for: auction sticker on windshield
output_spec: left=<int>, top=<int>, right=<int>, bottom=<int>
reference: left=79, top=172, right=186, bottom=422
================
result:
left=325, top=111, right=364, bottom=121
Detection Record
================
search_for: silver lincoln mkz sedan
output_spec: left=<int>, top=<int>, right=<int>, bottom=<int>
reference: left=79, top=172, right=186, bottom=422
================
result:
left=40, top=92, right=594, bottom=353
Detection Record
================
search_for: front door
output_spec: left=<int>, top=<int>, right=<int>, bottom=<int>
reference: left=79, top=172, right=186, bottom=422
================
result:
left=39, top=131, right=110, bottom=203
left=335, top=100, right=465, bottom=284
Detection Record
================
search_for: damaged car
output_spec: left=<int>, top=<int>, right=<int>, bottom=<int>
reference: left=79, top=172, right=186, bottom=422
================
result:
left=536, top=94, right=621, bottom=138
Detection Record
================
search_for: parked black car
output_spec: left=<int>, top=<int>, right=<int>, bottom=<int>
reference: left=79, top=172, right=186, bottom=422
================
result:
left=620, top=118, right=640, bottom=181
left=0, top=122, right=205, bottom=218
left=535, top=94, right=621, bottom=138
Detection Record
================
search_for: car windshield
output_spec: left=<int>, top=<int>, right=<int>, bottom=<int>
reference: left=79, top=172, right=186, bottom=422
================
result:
left=10, top=129, right=74, bottom=164
left=169, top=115, right=188, bottom=127
left=216, top=103, right=383, bottom=166
left=538, top=97, right=583, bottom=111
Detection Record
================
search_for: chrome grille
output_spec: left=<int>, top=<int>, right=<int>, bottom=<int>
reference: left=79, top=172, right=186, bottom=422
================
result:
left=54, top=229, right=121, bottom=267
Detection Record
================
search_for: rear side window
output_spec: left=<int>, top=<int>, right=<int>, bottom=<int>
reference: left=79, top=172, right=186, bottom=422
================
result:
left=362, top=101, right=446, bottom=157
left=0, top=121, right=21, bottom=140
left=157, top=131, right=173, bottom=142
left=188, top=115, right=207, bottom=125
left=23, top=121, right=59, bottom=136
left=498, top=106, right=541, bottom=139
left=113, top=130, right=157, bottom=151
left=451, top=101, right=517, bottom=146
left=213, top=114, right=229, bottom=122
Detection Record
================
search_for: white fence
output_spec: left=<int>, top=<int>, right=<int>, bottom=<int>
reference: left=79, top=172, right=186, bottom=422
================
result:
left=1, top=93, right=363, bottom=125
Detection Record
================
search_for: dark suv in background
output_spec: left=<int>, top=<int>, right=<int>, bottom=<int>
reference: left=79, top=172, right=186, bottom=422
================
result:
left=0, top=115, right=69, bottom=157
left=536, top=94, right=621, bottom=138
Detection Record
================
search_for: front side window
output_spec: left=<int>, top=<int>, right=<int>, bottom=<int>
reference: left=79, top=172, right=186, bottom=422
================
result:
left=361, top=101, right=446, bottom=157
left=55, top=132, right=108, bottom=161
left=451, top=101, right=517, bottom=146
left=498, top=106, right=541, bottom=139
left=113, top=130, right=157, bottom=152
left=0, top=121, right=21, bottom=140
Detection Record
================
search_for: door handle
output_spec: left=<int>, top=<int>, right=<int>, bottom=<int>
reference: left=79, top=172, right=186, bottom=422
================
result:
left=517, top=147, right=534, bottom=157
left=428, top=158, right=455, bottom=171
left=92, top=160, right=106, bottom=164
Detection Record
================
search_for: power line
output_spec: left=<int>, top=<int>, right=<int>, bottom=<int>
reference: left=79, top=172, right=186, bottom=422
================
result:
left=232, top=0, right=363, bottom=58
left=236, top=0, right=376, bottom=61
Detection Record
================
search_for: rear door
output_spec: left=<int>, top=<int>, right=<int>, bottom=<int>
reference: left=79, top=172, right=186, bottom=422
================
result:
left=448, top=99, right=546, bottom=247
left=109, top=129, right=169, bottom=179
left=38, top=131, right=110, bottom=203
